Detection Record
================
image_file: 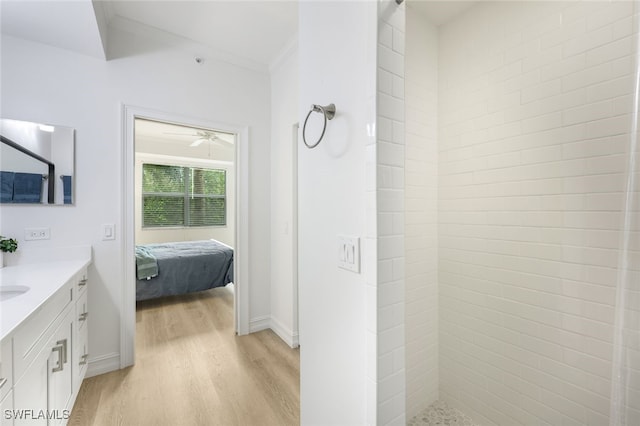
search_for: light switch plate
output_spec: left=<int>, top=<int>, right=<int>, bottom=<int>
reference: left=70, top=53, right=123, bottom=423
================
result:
left=102, top=223, right=115, bottom=241
left=338, top=235, right=360, bottom=273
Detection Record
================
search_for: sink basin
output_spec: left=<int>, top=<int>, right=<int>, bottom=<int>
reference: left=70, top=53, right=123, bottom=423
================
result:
left=0, top=285, right=30, bottom=301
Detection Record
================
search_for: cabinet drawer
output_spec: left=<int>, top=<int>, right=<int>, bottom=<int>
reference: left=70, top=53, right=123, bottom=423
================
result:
left=75, top=290, right=88, bottom=332
left=0, top=338, right=11, bottom=401
left=75, top=268, right=88, bottom=298
left=73, top=290, right=89, bottom=392
left=13, top=284, right=72, bottom=384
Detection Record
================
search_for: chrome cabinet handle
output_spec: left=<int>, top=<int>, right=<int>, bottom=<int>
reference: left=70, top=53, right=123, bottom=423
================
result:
left=57, top=339, right=68, bottom=364
left=79, top=312, right=89, bottom=321
left=78, top=278, right=87, bottom=287
left=79, top=354, right=89, bottom=366
left=0, top=377, right=7, bottom=389
left=51, top=345, right=64, bottom=373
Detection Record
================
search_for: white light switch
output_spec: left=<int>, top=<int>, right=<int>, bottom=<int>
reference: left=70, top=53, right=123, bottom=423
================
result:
left=102, top=224, right=115, bottom=241
left=338, top=235, right=360, bottom=273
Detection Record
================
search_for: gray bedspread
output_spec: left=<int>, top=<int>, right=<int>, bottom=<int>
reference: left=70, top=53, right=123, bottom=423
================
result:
left=135, top=239, right=234, bottom=301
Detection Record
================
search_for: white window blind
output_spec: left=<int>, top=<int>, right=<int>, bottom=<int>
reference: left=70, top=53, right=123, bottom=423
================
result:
left=142, top=163, right=226, bottom=227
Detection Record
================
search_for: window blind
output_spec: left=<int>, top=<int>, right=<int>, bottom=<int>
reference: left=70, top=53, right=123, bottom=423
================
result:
left=142, top=164, right=226, bottom=227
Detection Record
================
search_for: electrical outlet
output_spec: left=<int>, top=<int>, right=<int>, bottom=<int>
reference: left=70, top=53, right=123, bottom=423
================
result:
left=24, top=227, right=50, bottom=241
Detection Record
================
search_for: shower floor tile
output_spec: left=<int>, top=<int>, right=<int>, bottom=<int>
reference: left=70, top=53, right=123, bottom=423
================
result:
left=408, top=400, right=478, bottom=426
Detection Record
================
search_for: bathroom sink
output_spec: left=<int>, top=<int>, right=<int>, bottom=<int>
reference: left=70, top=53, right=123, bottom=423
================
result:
left=0, top=285, right=30, bottom=301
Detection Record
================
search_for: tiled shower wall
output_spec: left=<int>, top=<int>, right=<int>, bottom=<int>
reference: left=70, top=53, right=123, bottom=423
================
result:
left=376, top=0, right=407, bottom=424
left=438, top=1, right=636, bottom=425
left=405, top=8, right=439, bottom=420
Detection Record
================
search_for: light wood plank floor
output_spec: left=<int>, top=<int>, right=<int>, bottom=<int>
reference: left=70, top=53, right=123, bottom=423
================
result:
left=69, top=286, right=300, bottom=426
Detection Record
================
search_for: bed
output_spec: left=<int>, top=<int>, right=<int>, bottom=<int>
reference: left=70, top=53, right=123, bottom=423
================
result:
left=135, top=239, right=234, bottom=301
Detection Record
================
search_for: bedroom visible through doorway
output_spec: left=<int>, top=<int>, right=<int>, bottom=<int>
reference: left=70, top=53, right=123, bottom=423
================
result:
left=121, top=106, right=250, bottom=372
left=133, top=117, right=237, bottom=328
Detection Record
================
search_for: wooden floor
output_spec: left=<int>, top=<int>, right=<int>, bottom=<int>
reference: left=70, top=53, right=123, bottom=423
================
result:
left=69, top=286, right=300, bottom=426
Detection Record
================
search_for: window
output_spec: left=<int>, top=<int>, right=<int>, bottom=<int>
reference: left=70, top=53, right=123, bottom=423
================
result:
left=142, top=163, right=226, bottom=227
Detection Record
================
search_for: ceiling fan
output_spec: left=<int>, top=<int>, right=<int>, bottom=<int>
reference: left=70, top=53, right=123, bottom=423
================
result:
left=163, top=130, right=234, bottom=147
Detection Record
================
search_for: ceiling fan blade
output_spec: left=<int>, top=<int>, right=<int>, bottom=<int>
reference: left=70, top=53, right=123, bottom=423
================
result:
left=214, top=135, right=234, bottom=145
left=190, top=138, right=207, bottom=147
left=163, top=131, right=199, bottom=136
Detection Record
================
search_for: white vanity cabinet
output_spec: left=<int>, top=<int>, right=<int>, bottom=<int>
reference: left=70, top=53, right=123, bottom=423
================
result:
left=0, top=336, right=13, bottom=425
left=2, top=262, right=90, bottom=426
left=0, top=390, right=14, bottom=426
left=72, top=272, right=88, bottom=392
left=46, top=308, right=74, bottom=426
left=13, top=334, right=49, bottom=426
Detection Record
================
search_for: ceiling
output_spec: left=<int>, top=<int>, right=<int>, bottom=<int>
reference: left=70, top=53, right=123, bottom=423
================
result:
left=0, top=0, right=299, bottom=69
left=408, top=0, right=476, bottom=26
left=0, top=0, right=107, bottom=59
left=106, top=1, right=298, bottom=67
left=135, top=118, right=235, bottom=162
left=0, top=1, right=473, bottom=69
left=136, top=119, right=235, bottom=145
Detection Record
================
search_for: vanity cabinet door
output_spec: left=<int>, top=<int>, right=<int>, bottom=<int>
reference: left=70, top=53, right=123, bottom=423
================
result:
left=13, top=344, right=48, bottom=426
left=0, top=338, right=12, bottom=402
left=14, top=307, right=73, bottom=426
left=47, top=309, right=73, bottom=426
left=0, top=390, right=13, bottom=426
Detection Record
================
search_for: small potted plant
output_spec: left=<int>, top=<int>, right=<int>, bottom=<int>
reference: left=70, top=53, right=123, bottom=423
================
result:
left=0, top=236, right=18, bottom=268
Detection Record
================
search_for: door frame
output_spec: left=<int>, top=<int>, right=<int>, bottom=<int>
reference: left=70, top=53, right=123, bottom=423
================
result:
left=120, top=104, right=250, bottom=368
left=292, top=122, right=300, bottom=347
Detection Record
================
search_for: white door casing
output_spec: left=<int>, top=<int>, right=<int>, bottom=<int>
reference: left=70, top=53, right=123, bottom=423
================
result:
left=120, top=104, right=250, bottom=368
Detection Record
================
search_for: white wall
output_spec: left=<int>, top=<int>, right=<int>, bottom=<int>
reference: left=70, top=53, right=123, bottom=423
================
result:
left=0, top=28, right=272, bottom=374
left=298, top=1, right=377, bottom=424
left=437, top=1, right=635, bottom=424
left=269, top=45, right=299, bottom=347
left=405, top=6, right=439, bottom=419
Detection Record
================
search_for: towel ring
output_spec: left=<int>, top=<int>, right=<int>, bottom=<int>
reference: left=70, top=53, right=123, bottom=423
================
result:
left=302, top=103, right=336, bottom=149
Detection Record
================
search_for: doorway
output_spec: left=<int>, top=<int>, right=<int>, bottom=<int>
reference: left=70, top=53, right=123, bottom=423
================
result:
left=120, top=105, right=250, bottom=368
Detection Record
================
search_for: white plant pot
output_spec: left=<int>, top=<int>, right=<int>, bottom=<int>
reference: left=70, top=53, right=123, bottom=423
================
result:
left=0, top=251, right=4, bottom=269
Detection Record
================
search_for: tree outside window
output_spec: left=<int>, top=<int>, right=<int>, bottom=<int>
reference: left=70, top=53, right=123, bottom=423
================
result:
left=142, top=164, right=226, bottom=227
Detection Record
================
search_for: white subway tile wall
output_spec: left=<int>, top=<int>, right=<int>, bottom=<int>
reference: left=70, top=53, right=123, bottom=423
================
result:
left=405, top=8, right=439, bottom=420
left=437, top=1, right=635, bottom=425
left=378, top=0, right=407, bottom=424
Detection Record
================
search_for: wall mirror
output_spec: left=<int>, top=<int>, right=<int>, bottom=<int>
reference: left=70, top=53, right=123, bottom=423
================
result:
left=0, top=118, right=75, bottom=205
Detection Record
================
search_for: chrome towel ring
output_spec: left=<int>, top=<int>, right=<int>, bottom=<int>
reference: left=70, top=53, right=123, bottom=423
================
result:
left=302, top=103, right=336, bottom=149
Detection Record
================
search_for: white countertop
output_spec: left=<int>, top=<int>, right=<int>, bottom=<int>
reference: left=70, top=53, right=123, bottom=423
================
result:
left=0, top=253, right=91, bottom=341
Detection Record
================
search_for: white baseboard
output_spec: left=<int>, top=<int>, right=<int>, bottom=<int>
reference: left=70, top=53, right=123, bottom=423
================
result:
left=248, top=316, right=299, bottom=348
left=270, top=316, right=299, bottom=348
left=86, top=352, right=121, bottom=378
left=249, top=315, right=271, bottom=333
